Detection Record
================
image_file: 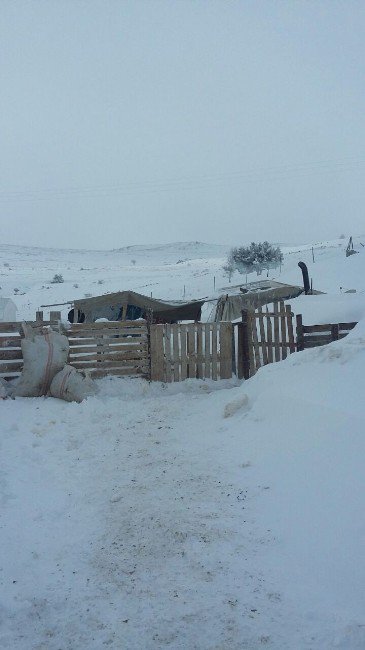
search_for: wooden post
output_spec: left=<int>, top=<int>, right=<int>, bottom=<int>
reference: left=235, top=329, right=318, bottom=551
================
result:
left=266, top=305, right=274, bottom=363
left=50, top=310, right=61, bottom=322
left=273, top=301, right=280, bottom=362
left=296, top=314, right=304, bottom=351
left=240, top=310, right=252, bottom=379
left=231, top=327, right=236, bottom=376
left=286, top=304, right=296, bottom=353
left=331, top=324, right=339, bottom=341
left=257, top=305, right=268, bottom=365
left=280, top=300, right=287, bottom=360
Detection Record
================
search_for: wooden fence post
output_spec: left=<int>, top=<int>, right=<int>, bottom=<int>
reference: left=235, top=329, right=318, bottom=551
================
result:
left=286, top=304, right=296, bottom=353
left=331, top=324, right=339, bottom=341
left=296, top=314, right=304, bottom=351
left=50, top=310, right=61, bottom=322
left=238, top=310, right=252, bottom=379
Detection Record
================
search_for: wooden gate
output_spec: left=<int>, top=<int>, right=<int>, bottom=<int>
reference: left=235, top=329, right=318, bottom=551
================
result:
left=237, top=301, right=295, bottom=378
left=67, top=320, right=149, bottom=378
left=150, top=322, right=233, bottom=382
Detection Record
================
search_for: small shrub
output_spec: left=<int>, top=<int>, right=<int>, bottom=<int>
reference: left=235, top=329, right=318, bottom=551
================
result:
left=51, top=274, right=64, bottom=284
left=225, top=242, right=283, bottom=275
left=97, top=279, right=104, bottom=285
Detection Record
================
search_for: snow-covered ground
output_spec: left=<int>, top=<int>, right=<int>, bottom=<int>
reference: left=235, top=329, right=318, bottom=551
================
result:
left=1, top=237, right=365, bottom=649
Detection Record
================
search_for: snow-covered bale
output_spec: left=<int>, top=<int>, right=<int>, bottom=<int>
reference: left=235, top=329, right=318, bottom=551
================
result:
left=50, top=365, right=98, bottom=403
left=13, top=326, right=69, bottom=397
left=0, top=378, right=10, bottom=399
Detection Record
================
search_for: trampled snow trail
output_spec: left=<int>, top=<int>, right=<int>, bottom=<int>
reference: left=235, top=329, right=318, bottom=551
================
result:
left=0, top=379, right=290, bottom=650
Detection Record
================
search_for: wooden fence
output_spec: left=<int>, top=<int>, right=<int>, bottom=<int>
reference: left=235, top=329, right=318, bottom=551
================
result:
left=296, top=317, right=357, bottom=350
left=150, top=322, right=233, bottom=382
left=0, top=319, right=149, bottom=380
left=67, top=320, right=149, bottom=378
left=236, top=301, right=295, bottom=378
left=0, top=320, right=64, bottom=379
left=0, top=307, right=359, bottom=384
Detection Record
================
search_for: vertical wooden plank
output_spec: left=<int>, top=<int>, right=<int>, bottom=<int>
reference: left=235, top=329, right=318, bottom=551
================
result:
left=238, top=311, right=251, bottom=379
left=150, top=324, right=165, bottom=381
left=196, top=324, right=204, bottom=379
left=187, top=323, right=197, bottom=379
left=257, top=306, right=268, bottom=365
left=172, top=325, right=180, bottom=382
left=219, top=322, right=233, bottom=379
left=296, top=314, right=304, bottom=351
left=247, top=312, right=256, bottom=376
left=266, top=306, right=273, bottom=363
left=236, top=323, right=244, bottom=379
left=251, top=314, right=261, bottom=371
left=273, top=301, right=280, bottom=362
left=211, top=323, right=218, bottom=380
left=204, top=323, right=211, bottom=379
left=164, top=324, right=172, bottom=382
left=180, top=324, right=188, bottom=380
left=280, top=301, right=287, bottom=360
left=286, top=304, right=295, bottom=353
left=231, top=327, right=236, bottom=377
left=331, top=324, right=339, bottom=341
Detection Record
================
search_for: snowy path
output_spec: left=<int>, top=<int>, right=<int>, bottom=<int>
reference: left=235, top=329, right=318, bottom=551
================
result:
left=1, top=379, right=288, bottom=650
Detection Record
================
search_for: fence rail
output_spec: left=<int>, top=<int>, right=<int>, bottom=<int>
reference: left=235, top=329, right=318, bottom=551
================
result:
left=296, top=317, right=357, bottom=350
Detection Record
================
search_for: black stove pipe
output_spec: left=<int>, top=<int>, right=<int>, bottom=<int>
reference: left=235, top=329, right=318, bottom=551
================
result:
left=298, top=261, right=310, bottom=295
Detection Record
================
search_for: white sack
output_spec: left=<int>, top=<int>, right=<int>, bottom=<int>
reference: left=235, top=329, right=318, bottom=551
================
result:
left=50, top=365, right=98, bottom=403
left=14, top=326, right=69, bottom=397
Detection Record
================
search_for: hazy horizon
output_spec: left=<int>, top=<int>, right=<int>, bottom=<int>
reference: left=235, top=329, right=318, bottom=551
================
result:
left=1, top=1, right=364, bottom=249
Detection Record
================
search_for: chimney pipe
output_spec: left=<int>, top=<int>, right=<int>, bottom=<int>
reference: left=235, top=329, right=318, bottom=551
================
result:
left=298, top=261, right=310, bottom=295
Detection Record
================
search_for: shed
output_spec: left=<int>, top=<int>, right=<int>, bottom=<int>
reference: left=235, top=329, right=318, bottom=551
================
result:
left=214, top=280, right=305, bottom=321
left=0, top=297, right=17, bottom=322
left=72, top=290, right=204, bottom=323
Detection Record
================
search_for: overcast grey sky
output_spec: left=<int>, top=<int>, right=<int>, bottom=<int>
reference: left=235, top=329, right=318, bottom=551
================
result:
left=1, top=0, right=364, bottom=249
